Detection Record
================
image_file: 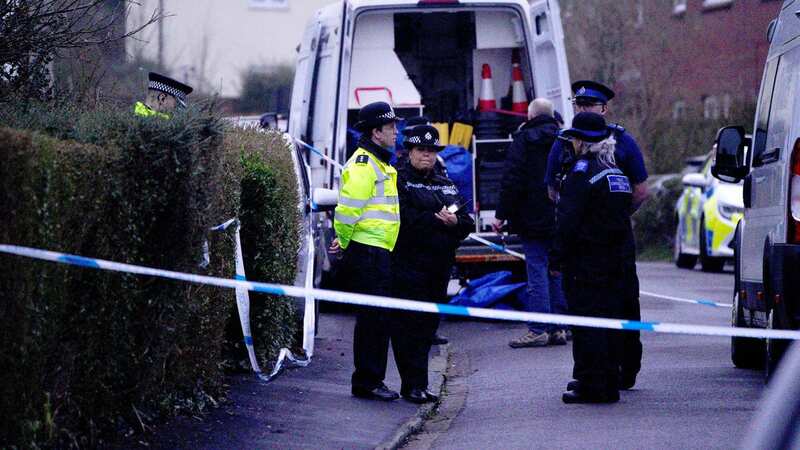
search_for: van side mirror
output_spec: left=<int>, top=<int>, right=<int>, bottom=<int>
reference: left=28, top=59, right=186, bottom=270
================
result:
left=711, top=125, right=748, bottom=183
left=681, top=173, right=708, bottom=189
left=312, top=188, right=338, bottom=212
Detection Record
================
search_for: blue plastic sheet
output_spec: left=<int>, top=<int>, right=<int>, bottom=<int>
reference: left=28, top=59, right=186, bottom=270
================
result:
left=449, top=271, right=525, bottom=309
left=439, top=145, right=473, bottom=213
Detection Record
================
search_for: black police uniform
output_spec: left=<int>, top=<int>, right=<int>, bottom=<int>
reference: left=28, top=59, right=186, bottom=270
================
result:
left=392, top=156, right=473, bottom=396
left=553, top=155, right=633, bottom=401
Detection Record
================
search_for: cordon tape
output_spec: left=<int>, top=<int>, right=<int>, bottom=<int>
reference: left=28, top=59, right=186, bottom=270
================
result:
left=1, top=244, right=797, bottom=341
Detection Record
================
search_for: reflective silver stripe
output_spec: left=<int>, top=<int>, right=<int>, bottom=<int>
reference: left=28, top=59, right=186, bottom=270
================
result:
left=369, top=196, right=398, bottom=205
left=338, top=196, right=368, bottom=208
left=589, top=168, right=624, bottom=184
left=361, top=210, right=399, bottom=222
left=368, top=158, right=388, bottom=197
left=334, top=212, right=360, bottom=225
left=334, top=210, right=399, bottom=225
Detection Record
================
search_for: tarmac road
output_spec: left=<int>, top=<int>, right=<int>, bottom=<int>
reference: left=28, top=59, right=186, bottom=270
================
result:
left=405, top=262, right=766, bottom=450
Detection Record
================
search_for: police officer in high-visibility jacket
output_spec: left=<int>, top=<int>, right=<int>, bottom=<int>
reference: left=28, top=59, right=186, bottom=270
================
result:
left=331, top=101, right=403, bottom=401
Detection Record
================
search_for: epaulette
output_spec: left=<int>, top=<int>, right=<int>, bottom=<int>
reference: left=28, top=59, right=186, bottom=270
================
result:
left=608, top=123, right=626, bottom=134
left=354, top=154, right=369, bottom=165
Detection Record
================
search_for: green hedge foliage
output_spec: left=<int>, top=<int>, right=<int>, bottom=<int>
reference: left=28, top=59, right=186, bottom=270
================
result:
left=0, top=103, right=300, bottom=447
left=633, top=176, right=683, bottom=259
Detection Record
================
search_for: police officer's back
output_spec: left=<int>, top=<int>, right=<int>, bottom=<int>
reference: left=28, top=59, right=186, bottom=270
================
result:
left=552, top=112, right=632, bottom=404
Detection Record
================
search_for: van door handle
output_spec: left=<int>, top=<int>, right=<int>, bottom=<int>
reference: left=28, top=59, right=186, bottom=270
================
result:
left=760, top=147, right=780, bottom=164
left=743, top=174, right=752, bottom=208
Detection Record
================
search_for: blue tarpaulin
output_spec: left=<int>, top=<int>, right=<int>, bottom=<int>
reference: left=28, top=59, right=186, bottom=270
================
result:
left=439, top=145, right=473, bottom=213
left=449, top=271, right=525, bottom=309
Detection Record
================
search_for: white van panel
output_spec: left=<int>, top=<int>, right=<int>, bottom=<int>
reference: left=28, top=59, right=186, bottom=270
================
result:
left=528, top=0, right=573, bottom=122
left=475, top=10, right=523, bottom=49
left=348, top=13, right=421, bottom=108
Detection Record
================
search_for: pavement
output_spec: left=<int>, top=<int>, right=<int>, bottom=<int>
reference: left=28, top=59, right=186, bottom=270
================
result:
left=144, top=312, right=448, bottom=450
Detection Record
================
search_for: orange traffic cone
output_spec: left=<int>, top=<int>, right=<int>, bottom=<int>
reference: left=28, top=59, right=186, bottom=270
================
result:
left=511, top=60, right=528, bottom=114
left=478, top=63, right=496, bottom=111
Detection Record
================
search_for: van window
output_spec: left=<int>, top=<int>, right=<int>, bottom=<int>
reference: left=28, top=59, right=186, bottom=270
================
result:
left=752, top=58, right=779, bottom=166
left=761, top=47, right=800, bottom=166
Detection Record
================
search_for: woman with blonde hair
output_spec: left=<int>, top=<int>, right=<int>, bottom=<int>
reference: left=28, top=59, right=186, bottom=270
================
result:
left=550, top=112, right=633, bottom=404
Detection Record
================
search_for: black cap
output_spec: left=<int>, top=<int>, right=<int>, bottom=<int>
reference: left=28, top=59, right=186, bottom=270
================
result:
left=403, top=125, right=445, bottom=151
left=148, top=72, right=193, bottom=107
left=354, top=101, right=402, bottom=132
left=561, top=112, right=611, bottom=143
left=571, top=80, right=615, bottom=104
left=403, top=115, right=431, bottom=131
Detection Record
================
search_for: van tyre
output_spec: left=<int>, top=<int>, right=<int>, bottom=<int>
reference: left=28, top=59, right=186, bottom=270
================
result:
left=731, top=291, right=764, bottom=369
left=674, top=217, right=697, bottom=269
left=699, top=216, right=725, bottom=272
left=764, top=310, right=788, bottom=381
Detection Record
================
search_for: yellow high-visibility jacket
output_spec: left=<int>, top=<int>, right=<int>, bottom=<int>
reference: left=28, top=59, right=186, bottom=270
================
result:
left=334, top=147, right=400, bottom=251
left=134, top=101, right=170, bottom=119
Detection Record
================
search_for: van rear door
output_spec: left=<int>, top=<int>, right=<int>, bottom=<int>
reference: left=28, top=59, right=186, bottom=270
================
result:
left=528, top=0, right=573, bottom=122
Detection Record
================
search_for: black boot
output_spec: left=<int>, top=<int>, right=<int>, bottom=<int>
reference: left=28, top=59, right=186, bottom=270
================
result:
left=352, top=383, right=400, bottom=401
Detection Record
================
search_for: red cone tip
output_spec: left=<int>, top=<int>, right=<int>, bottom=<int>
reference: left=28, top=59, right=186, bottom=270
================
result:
left=481, top=64, right=492, bottom=79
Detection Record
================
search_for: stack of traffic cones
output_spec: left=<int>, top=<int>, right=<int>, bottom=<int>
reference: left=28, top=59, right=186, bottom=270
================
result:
left=474, top=63, right=505, bottom=139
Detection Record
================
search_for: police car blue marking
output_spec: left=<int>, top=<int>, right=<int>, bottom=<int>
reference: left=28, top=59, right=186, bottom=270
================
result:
left=607, top=175, right=632, bottom=193
left=622, top=321, right=658, bottom=331
left=58, top=255, right=100, bottom=268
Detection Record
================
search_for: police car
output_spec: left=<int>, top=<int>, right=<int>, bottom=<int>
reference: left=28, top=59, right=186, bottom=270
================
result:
left=673, top=148, right=744, bottom=272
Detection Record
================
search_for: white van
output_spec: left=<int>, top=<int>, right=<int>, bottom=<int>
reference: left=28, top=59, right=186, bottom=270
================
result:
left=288, top=0, right=573, bottom=293
left=712, top=0, right=800, bottom=375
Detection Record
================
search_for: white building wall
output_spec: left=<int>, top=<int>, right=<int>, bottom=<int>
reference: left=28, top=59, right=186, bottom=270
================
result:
left=127, top=0, right=338, bottom=98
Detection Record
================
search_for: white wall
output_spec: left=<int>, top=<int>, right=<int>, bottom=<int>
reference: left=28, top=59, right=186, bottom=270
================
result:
left=127, top=0, right=338, bottom=98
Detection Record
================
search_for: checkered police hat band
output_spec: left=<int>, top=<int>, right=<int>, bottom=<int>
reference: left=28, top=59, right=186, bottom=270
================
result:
left=149, top=80, right=188, bottom=103
left=406, top=135, right=440, bottom=146
left=377, top=110, right=396, bottom=120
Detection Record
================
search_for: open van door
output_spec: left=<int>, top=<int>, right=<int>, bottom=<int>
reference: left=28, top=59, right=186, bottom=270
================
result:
left=528, top=0, right=573, bottom=122
left=289, top=19, right=322, bottom=142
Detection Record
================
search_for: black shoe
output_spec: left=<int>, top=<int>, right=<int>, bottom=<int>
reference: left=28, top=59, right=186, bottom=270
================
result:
left=431, top=334, right=449, bottom=345
left=562, top=389, right=619, bottom=404
left=619, top=374, right=636, bottom=390
left=402, top=388, right=439, bottom=404
left=352, top=383, right=400, bottom=401
left=566, top=379, right=580, bottom=392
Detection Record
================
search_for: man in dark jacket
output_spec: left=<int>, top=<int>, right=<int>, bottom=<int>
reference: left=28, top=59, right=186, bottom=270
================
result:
left=392, top=125, right=474, bottom=403
left=493, top=98, right=568, bottom=348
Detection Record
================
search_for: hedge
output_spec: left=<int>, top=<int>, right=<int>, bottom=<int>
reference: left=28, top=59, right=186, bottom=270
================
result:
left=0, top=102, right=300, bottom=447
left=633, top=176, right=683, bottom=260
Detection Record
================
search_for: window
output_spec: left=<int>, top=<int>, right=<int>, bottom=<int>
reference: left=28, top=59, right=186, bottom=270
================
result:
left=752, top=58, right=779, bottom=165
left=673, top=0, right=687, bottom=16
left=759, top=48, right=800, bottom=165
left=703, top=96, right=721, bottom=120
left=702, top=0, right=733, bottom=11
left=672, top=100, right=687, bottom=120
left=249, top=0, right=288, bottom=10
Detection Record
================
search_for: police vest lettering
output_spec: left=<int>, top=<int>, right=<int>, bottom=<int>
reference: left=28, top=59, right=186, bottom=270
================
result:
left=404, top=181, right=458, bottom=196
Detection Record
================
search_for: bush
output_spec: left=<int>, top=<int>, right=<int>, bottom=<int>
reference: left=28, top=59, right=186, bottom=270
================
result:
left=633, top=176, right=683, bottom=260
left=0, top=101, right=300, bottom=447
left=237, top=65, right=294, bottom=114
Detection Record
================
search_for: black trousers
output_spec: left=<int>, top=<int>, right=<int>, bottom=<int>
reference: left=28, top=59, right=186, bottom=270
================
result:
left=390, top=259, right=448, bottom=392
left=342, top=242, right=395, bottom=390
left=621, top=229, right=643, bottom=379
left=563, top=262, right=625, bottom=396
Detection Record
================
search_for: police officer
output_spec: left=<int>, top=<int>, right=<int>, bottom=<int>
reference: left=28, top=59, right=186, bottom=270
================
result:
left=331, top=101, right=402, bottom=401
left=550, top=112, right=632, bottom=404
left=392, top=125, right=474, bottom=402
left=545, top=80, right=647, bottom=390
left=134, top=72, right=193, bottom=118
left=394, top=116, right=448, bottom=178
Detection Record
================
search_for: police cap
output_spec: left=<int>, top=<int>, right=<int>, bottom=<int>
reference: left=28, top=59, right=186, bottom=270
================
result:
left=148, top=72, right=193, bottom=108
left=354, top=101, right=402, bottom=132
left=403, top=124, right=445, bottom=151
left=572, top=80, right=615, bottom=104
left=561, top=112, right=611, bottom=143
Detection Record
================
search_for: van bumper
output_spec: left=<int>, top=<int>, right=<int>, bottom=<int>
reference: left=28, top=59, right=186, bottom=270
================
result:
left=767, top=243, right=800, bottom=329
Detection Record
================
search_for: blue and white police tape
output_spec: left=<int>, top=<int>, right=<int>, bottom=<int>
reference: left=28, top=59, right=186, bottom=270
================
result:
left=1, top=243, right=798, bottom=341
left=468, top=233, right=733, bottom=309
left=294, top=138, right=344, bottom=171
left=209, top=219, right=309, bottom=383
